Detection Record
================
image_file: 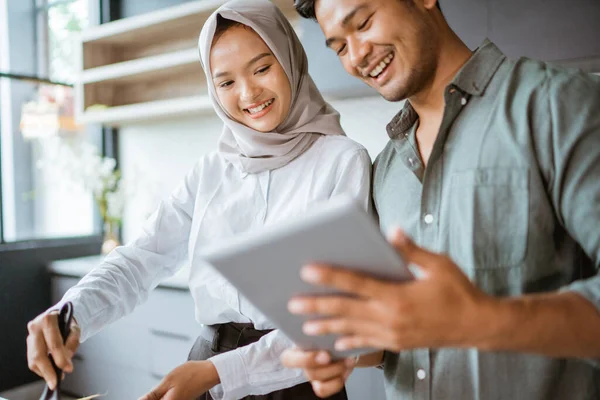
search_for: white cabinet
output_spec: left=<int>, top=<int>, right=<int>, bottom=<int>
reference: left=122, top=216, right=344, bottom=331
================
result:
left=51, top=276, right=199, bottom=399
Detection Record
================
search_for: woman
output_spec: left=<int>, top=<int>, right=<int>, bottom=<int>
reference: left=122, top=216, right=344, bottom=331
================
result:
left=26, top=1, right=371, bottom=399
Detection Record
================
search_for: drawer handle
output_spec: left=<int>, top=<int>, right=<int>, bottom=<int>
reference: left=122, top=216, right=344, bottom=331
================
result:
left=149, top=328, right=191, bottom=342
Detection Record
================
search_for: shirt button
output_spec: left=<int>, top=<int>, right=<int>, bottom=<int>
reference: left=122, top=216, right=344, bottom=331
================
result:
left=424, top=214, right=434, bottom=224
left=408, top=157, right=415, bottom=167
left=461, top=97, right=468, bottom=106
left=417, top=369, right=427, bottom=380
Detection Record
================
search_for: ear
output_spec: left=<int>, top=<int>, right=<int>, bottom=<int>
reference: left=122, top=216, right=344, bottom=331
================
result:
left=422, top=0, right=439, bottom=11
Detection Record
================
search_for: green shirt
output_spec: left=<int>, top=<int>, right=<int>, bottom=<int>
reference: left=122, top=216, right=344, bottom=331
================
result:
left=373, top=40, right=600, bottom=400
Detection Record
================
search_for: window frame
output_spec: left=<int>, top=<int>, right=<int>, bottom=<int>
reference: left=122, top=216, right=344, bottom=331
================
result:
left=0, top=0, right=118, bottom=254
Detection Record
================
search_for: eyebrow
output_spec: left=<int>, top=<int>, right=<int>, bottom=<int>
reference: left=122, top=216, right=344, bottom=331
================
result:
left=324, top=4, right=368, bottom=48
left=212, top=52, right=273, bottom=79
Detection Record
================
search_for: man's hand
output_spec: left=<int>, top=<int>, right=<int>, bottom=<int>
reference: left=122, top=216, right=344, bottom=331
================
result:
left=139, top=361, right=220, bottom=400
left=288, top=229, right=496, bottom=352
left=26, top=310, right=81, bottom=390
left=281, top=349, right=357, bottom=398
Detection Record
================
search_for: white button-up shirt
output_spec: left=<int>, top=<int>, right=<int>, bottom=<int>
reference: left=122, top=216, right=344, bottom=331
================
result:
left=55, top=135, right=372, bottom=399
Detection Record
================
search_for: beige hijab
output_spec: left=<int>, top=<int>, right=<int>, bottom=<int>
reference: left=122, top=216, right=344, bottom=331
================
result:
left=198, top=0, right=345, bottom=174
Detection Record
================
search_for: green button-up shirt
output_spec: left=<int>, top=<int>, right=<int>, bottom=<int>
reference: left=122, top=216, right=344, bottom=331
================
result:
left=373, top=40, right=600, bottom=400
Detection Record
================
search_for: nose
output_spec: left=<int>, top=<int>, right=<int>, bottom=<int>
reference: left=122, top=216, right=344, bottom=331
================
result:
left=347, top=36, right=372, bottom=74
left=239, top=79, right=262, bottom=104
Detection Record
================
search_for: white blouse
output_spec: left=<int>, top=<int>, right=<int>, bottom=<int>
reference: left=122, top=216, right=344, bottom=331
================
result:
left=54, top=135, right=372, bottom=399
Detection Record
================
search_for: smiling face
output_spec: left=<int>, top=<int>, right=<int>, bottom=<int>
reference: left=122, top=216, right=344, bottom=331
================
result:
left=210, top=25, right=292, bottom=132
left=315, top=0, right=440, bottom=102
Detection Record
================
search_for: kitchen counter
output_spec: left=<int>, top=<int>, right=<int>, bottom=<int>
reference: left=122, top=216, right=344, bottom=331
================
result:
left=48, top=255, right=190, bottom=290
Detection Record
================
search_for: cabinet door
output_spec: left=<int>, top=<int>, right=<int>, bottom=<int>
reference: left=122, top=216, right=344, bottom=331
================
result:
left=442, top=0, right=489, bottom=50
left=62, top=355, right=159, bottom=399
left=488, top=0, right=600, bottom=61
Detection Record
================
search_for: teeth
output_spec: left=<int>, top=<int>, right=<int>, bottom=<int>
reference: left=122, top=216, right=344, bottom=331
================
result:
left=369, top=53, right=394, bottom=78
left=247, top=99, right=274, bottom=114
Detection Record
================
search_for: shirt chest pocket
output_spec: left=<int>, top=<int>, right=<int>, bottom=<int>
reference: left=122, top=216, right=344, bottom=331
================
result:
left=448, top=168, right=529, bottom=269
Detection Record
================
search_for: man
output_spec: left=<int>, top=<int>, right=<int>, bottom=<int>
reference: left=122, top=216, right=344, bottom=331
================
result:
left=281, top=0, right=600, bottom=399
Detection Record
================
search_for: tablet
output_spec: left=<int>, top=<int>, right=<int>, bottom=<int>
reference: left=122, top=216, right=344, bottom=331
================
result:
left=198, top=196, right=413, bottom=359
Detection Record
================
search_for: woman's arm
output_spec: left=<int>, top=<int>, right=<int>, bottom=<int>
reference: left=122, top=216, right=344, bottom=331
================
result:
left=329, top=148, right=373, bottom=213
left=207, top=330, right=306, bottom=399
left=52, top=162, right=201, bottom=341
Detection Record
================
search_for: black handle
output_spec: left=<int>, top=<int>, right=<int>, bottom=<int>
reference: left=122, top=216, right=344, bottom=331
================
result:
left=39, top=302, right=74, bottom=400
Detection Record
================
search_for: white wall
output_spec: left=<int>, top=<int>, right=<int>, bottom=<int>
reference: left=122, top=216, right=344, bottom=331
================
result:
left=119, top=96, right=403, bottom=243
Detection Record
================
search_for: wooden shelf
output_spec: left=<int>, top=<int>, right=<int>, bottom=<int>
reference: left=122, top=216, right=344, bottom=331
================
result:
left=81, top=0, right=297, bottom=45
left=81, top=48, right=200, bottom=85
left=76, top=0, right=300, bottom=126
left=81, top=0, right=226, bottom=44
left=79, top=95, right=214, bottom=126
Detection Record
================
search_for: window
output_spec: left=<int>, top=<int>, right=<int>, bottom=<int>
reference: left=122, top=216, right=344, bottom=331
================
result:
left=0, top=0, right=102, bottom=244
left=41, top=0, right=89, bottom=83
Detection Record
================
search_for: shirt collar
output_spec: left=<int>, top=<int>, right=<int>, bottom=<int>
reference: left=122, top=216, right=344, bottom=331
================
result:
left=452, top=39, right=506, bottom=97
left=386, top=39, right=506, bottom=139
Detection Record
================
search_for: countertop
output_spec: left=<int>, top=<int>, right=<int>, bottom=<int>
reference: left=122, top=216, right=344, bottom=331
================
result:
left=48, top=255, right=190, bottom=290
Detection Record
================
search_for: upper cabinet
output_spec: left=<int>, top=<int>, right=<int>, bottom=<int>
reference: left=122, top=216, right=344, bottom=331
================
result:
left=75, top=0, right=298, bottom=126
left=487, top=0, right=600, bottom=63
left=444, top=0, right=600, bottom=64
left=442, top=0, right=489, bottom=50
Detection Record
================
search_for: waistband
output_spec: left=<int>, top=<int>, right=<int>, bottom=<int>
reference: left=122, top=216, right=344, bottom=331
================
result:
left=200, top=322, right=274, bottom=351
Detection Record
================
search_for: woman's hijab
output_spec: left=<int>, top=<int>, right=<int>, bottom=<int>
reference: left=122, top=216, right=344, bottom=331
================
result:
left=198, top=0, right=345, bottom=174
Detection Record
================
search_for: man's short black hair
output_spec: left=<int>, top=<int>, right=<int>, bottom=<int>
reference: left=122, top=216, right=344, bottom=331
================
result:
left=294, top=0, right=442, bottom=20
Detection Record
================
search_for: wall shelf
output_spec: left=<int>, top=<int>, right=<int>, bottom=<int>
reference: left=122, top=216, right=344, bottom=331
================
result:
left=79, top=95, right=214, bottom=126
left=76, top=0, right=299, bottom=126
left=81, top=48, right=200, bottom=85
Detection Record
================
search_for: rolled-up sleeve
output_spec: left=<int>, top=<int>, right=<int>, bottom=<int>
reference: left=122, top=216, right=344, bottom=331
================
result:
left=208, top=330, right=305, bottom=400
left=542, top=71, right=600, bottom=315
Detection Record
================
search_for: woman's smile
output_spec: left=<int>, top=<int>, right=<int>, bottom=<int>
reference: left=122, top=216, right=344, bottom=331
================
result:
left=244, top=98, right=275, bottom=119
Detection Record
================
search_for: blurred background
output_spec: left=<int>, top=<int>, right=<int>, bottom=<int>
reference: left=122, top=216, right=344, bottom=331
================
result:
left=0, top=0, right=599, bottom=399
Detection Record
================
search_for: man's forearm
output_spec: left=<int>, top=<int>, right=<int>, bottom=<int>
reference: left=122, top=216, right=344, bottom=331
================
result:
left=475, top=291, right=600, bottom=358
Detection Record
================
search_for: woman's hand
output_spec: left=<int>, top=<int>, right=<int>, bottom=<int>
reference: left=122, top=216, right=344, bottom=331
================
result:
left=139, top=361, right=220, bottom=400
left=280, top=349, right=385, bottom=398
left=281, top=349, right=354, bottom=398
left=26, top=310, right=81, bottom=390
